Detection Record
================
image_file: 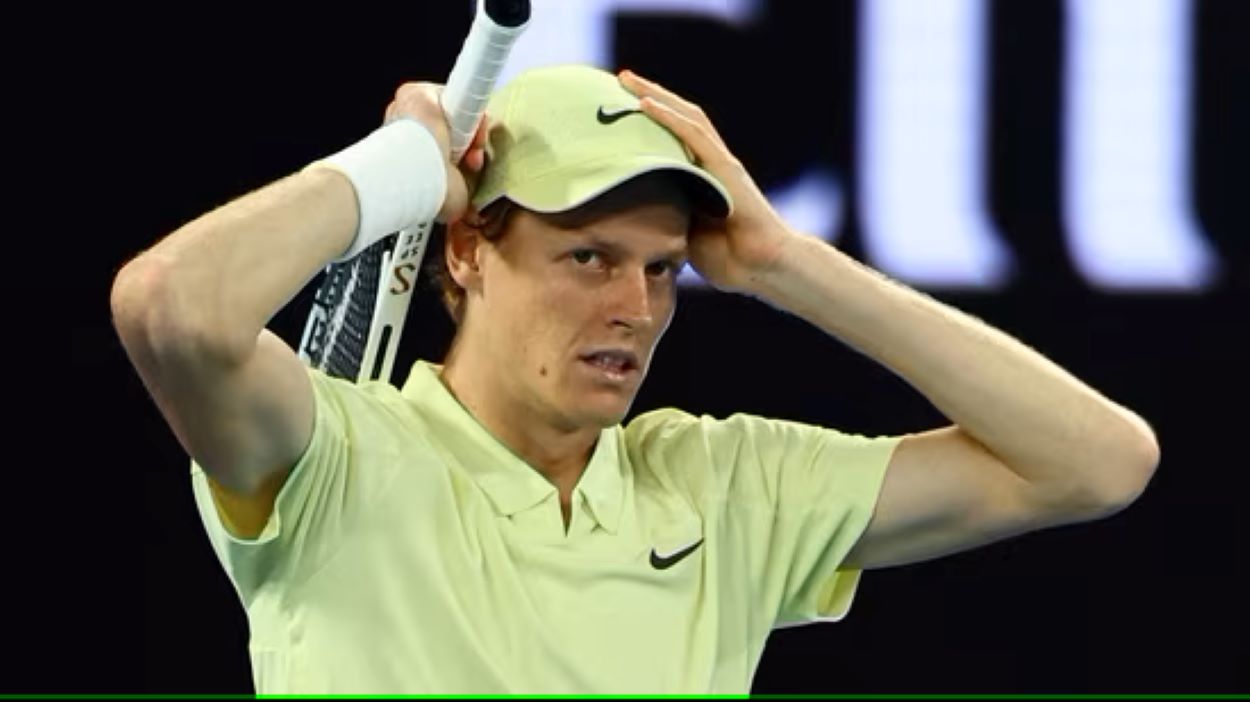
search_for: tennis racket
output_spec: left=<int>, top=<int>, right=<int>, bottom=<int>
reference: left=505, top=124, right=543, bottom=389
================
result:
left=297, top=0, right=530, bottom=383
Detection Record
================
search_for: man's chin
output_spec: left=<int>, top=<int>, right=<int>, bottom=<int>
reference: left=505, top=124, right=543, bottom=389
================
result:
left=560, top=371, right=644, bottom=427
left=575, top=398, right=635, bottom=429
left=584, top=408, right=631, bottom=429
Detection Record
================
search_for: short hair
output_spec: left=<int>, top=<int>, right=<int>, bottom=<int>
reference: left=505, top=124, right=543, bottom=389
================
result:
left=427, top=170, right=694, bottom=326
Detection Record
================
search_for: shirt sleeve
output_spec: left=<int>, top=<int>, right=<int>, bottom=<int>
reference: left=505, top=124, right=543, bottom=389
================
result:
left=189, top=368, right=407, bottom=603
left=626, top=408, right=902, bottom=629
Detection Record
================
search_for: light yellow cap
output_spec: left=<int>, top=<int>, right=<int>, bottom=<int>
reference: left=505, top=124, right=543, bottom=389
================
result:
left=471, top=64, right=733, bottom=218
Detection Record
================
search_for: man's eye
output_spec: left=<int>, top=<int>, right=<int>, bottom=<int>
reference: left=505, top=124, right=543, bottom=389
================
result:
left=572, top=250, right=601, bottom=266
left=646, top=260, right=680, bottom=277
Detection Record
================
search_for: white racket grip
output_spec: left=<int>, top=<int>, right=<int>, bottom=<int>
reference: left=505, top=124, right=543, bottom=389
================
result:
left=441, top=0, right=530, bottom=162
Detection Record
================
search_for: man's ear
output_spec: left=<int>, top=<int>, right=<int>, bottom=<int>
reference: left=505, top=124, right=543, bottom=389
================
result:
left=445, top=216, right=484, bottom=292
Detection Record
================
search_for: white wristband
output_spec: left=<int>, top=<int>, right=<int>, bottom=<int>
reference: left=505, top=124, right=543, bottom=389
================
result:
left=305, top=118, right=448, bottom=262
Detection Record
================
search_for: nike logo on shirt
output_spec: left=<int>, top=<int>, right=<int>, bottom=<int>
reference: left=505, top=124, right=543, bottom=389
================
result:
left=649, top=538, right=704, bottom=570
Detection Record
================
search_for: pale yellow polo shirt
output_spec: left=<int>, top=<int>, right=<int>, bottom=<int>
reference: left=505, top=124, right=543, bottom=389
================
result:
left=189, top=360, right=900, bottom=694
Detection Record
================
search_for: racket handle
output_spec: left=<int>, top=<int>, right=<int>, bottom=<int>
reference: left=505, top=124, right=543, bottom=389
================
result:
left=441, top=0, right=531, bottom=162
left=356, top=0, right=530, bottom=383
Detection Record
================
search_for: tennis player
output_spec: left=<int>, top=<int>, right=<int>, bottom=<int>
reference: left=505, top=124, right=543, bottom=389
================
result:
left=111, top=65, right=1159, bottom=693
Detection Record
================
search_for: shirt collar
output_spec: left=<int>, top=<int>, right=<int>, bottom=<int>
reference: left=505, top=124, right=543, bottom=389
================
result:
left=400, top=360, right=624, bottom=534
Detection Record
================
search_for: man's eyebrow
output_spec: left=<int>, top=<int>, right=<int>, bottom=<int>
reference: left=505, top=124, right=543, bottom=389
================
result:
left=570, top=233, right=688, bottom=261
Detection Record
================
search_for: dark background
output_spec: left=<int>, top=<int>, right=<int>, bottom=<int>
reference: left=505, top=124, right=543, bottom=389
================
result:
left=56, top=0, right=1249, bottom=694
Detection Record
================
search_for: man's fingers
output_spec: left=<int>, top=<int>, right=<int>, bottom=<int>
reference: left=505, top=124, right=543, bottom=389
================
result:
left=619, top=70, right=727, bottom=149
left=474, top=114, right=492, bottom=145
left=464, top=146, right=485, bottom=172
left=619, top=70, right=699, bottom=118
left=470, top=116, right=490, bottom=154
left=454, top=114, right=492, bottom=168
left=639, top=96, right=728, bottom=169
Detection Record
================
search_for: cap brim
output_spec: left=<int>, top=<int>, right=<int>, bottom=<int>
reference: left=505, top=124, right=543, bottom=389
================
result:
left=476, top=155, right=733, bottom=220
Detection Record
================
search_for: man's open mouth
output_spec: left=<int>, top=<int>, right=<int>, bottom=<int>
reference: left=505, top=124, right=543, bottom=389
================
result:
left=579, top=349, right=640, bottom=378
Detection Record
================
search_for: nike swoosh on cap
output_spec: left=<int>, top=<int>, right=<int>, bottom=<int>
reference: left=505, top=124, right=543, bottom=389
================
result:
left=649, top=538, right=704, bottom=570
left=597, top=105, right=645, bottom=125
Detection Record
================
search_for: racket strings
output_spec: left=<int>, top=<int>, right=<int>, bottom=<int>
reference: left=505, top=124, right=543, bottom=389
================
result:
left=302, top=234, right=396, bottom=380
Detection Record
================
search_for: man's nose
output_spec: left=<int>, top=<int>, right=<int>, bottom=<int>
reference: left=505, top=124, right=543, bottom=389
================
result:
left=609, top=266, right=654, bottom=331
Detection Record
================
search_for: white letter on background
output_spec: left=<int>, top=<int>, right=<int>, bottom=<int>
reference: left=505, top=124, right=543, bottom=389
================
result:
left=1063, top=0, right=1219, bottom=291
left=857, top=0, right=1013, bottom=289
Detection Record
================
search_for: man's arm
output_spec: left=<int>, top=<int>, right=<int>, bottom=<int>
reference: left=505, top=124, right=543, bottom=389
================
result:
left=620, top=70, right=1160, bottom=570
left=110, top=167, right=358, bottom=497
left=751, top=239, right=1160, bottom=569
left=111, top=82, right=475, bottom=526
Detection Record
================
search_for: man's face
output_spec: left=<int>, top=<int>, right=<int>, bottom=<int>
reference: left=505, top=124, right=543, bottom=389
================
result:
left=469, top=200, right=689, bottom=431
